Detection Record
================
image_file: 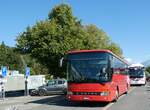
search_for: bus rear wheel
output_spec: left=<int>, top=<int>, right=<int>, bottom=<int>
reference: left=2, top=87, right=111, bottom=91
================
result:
left=125, top=84, right=129, bottom=94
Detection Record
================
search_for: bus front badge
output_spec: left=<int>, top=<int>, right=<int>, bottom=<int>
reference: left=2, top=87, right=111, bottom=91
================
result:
left=83, top=97, right=89, bottom=100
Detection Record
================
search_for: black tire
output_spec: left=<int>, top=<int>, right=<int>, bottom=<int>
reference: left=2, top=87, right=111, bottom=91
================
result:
left=113, top=89, right=119, bottom=102
left=62, top=89, right=67, bottom=95
left=39, top=89, right=47, bottom=96
left=143, top=81, right=146, bottom=86
left=125, top=84, right=129, bottom=94
left=30, top=91, right=35, bottom=96
left=63, top=91, right=67, bottom=95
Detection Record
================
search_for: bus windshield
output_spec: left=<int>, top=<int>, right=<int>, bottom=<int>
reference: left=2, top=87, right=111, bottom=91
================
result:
left=67, top=52, right=111, bottom=83
left=129, top=68, right=144, bottom=78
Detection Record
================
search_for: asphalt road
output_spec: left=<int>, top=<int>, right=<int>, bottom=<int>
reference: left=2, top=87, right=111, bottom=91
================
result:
left=0, top=85, right=149, bottom=110
left=108, top=85, right=150, bottom=110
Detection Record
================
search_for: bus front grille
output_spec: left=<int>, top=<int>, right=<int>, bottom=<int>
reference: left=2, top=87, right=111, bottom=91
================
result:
left=73, top=92, right=101, bottom=95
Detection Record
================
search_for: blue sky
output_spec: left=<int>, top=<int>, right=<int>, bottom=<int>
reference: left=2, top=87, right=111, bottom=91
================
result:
left=0, top=0, right=150, bottom=62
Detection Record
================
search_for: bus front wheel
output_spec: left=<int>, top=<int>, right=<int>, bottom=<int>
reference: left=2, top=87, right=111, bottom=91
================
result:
left=113, top=90, right=119, bottom=102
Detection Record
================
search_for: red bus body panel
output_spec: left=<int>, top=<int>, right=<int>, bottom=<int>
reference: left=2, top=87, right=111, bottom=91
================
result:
left=67, top=74, right=129, bottom=102
left=67, top=50, right=130, bottom=102
left=67, top=83, right=116, bottom=102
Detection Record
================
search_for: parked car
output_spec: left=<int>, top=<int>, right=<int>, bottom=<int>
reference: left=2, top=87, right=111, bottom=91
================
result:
left=31, top=79, right=67, bottom=96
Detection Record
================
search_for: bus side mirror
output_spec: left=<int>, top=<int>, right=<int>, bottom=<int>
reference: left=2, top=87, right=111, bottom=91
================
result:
left=102, top=67, right=106, bottom=73
left=59, top=57, right=64, bottom=67
left=100, top=67, right=106, bottom=74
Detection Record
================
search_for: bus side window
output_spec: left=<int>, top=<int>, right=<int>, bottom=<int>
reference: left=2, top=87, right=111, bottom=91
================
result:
left=111, top=56, right=120, bottom=74
left=111, top=56, right=127, bottom=75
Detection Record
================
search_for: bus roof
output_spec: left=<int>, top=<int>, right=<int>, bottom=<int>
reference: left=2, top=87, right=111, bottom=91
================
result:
left=68, top=50, right=113, bottom=54
left=129, top=63, right=144, bottom=68
left=68, top=50, right=129, bottom=65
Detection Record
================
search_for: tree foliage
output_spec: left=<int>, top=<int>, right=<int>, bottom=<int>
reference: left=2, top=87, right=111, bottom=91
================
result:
left=146, top=66, right=150, bottom=74
left=20, top=54, right=49, bottom=76
left=0, top=42, right=23, bottom=71
left=83, top=25, right=122, bottom=57
left=16, top=4, right=123, bottom=77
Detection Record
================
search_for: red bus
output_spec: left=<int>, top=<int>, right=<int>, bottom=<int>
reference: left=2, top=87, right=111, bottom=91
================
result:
left=64, top=50, right=130, bottom=102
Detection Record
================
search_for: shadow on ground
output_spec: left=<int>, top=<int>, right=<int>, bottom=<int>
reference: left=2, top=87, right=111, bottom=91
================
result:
left=26, top=95, right=109, bottom=108
left=5, top=91, right=24, bottom=98
left=146, top=85, right=150, bottom=92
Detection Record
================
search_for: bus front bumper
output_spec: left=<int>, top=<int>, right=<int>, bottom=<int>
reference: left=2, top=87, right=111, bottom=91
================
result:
left=130, top=80, right=146, bottom=85
left=67, top=95, right=112, bottom=102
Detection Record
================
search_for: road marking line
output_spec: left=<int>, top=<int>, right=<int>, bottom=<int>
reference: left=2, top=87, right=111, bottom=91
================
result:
left=102, top=103, right=114, bottom=110
left=102, top=87, right=136, bottom=110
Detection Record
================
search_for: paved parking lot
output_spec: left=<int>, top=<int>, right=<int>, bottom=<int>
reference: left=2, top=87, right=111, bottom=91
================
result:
left=0, top=95, right=110, bottom=110
left=0, top=86, right=149, bottom=110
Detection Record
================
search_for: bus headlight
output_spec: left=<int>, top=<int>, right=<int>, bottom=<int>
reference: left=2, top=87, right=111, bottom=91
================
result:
left=100, top=91, right=110, bottom=96
left=67, top=91, right=73, bottom=95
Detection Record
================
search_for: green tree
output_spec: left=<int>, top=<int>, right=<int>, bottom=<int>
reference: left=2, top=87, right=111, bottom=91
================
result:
left=146, top=66, right=150, bottom=74
left=16, top=4, right=86, bottom=77
left=83, top=24, right=110, bottom=49
left=20, top=54, right=49, bottom=76
left=0, top=42, right=23, bottom=71
left=16, top=4, right=123, bottom=78
left=107, top=42, right=123, bottom=57
left=83, top=24, right=122, bottom=57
